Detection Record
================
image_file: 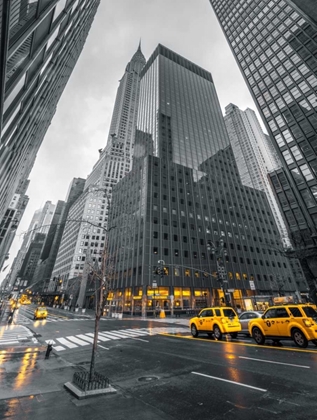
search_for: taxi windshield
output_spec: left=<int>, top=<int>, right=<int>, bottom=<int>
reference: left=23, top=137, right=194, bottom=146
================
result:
left=302, top=306, right=317, bottom=320
left=38, top=307, right=47, bottom=311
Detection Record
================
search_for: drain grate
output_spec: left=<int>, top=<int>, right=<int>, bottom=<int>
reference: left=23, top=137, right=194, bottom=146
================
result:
left=138, top=376, right=159, bottom=382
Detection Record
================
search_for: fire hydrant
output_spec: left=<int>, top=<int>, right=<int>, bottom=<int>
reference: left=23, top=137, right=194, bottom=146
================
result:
left=45, top=342, right=53, bottom=359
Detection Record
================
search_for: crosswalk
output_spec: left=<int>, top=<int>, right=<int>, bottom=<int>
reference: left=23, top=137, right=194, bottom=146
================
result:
left=13, top=308, right=91, bottom=325
left=0, top=324, right=37, bottom=346
left=46, top=327, right=189, bottom=352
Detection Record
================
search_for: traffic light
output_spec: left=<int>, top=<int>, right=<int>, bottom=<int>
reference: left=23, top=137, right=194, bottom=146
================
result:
left=217, top=265, right=226, bottom=279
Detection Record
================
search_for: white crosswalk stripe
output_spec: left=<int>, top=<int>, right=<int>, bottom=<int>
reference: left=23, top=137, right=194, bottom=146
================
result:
left=48, top=327, right=188, bottom=352
left=56, top=337, right=78, bottom=348
left=86, top=333, right=110, bottom=342
left=66, top=336, right=90, bottom=346
left=0, top=324, right=36, bottom=345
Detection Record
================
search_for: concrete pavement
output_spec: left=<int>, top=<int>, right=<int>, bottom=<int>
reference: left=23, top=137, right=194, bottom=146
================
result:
left=0, top=308, right=189, bottom=419
left=0, top=349, right=169, bottom=420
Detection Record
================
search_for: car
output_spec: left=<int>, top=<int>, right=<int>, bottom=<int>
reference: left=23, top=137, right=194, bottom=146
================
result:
left=238, top=311, right=263, bottom=335
left=34, top=306, right=48, bottom=320
left=248, top=304, right=317, bottom=348
left=189, top=306, right=241, bottom=340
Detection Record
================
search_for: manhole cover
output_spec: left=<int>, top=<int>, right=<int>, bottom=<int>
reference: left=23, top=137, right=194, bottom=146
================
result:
left=138, top=376, right=159, bottom=382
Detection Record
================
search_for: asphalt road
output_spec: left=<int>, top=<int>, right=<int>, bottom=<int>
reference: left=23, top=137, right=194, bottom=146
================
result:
left=1, top=305, right=317, bottom=419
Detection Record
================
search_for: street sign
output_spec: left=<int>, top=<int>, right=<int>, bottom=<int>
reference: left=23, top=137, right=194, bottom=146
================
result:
left=227, top=289, right=235, bottom=293
left=249, top=280, right=256, bottom=290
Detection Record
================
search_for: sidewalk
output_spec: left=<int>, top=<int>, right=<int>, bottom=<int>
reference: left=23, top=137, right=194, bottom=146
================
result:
left=0, top=347, right=170, bottom=419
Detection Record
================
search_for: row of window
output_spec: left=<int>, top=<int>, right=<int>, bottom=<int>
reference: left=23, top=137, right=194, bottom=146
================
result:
left=151, top=247, right=286, bottom=268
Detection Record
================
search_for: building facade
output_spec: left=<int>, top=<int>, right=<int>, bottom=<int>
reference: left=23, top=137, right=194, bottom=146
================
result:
left=209, top=0, right=317, bottom=299
left=85, top=43, right=146, bottom=207
left=107, top=45, right=298, bottom=316
left=0, top=0, right=100, bottom=223
left=0, top=178, right=29, bottom=271
left=33, top=177, right=85, bottom=294
left=6, top=200, right=55, bottom=290
left=224, top=103, right=290, bottom=247
left=16, top=232, right=46, bottom=291
left=49, top=44, right=146, bottom=300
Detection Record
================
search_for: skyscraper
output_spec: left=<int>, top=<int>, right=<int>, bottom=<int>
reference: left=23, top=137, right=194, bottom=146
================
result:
left=107, top=45, right=298, bottom=316
left=85, top=42, right=146, bottom=196
left=0, top=0, right=100, bottom=222
left=33, top=177, right=85, bottom=294
left=6, top=200, right=55, bottom=291
left=224, top=103, right=290, bottom=247
left=209, top=0, right=317, bottom=298
left=0, top=178, right=29, bottom=271
left=50, top=45, right=146, bottom=292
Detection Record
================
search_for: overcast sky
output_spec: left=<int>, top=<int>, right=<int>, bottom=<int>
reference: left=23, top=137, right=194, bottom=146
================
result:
left=1, top=0, right=265, bottom=284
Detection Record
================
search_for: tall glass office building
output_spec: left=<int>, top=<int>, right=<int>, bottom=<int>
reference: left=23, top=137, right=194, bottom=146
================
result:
left=107, top=45, right=299, bottom=317
left=209, top=0, right=317, bottom=298
left=0, top=0, right=100, bottom=223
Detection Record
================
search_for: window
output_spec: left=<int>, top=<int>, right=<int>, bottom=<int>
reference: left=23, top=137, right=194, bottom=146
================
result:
left=300, top=164, right=314, bottom=181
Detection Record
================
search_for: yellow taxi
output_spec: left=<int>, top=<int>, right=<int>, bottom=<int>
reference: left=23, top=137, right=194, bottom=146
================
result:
left=249, top=304, right=317, bottom=348
left=34, top=306, right=48, bottom=320
left=190, top=307, right=241, bottom=340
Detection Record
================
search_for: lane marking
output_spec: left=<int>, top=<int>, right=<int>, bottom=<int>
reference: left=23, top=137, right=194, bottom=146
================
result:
left=98, top=344, right=109, bottom=350
left=118, top=330, right=145, bottom=337
left=99, top=332, right=121, bottom=340
left=239, top=356, right=310, bottom=369
left=66, top=336, right=89, bottom=346
left=76, top=334, right=96, bottom=344
left=103, top=331, right=131, bottom=338
left=191, top=371, right=267, bottom=392
left=111, top=331, right=137, bottom=337
left=56, top=337, right=77, bottom=348
left=53, top=345, right=65, bottom=351
left=131, top=337, right=149, bottom=343
left=126, top=329, right=150, bottom=336
left=86, top=333, right=110, bottom=342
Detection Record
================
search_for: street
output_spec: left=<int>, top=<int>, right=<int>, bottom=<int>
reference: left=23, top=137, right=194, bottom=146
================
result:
left=0, top=306, right=317, bottom=419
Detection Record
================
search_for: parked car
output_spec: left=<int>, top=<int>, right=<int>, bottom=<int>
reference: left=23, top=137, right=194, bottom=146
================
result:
left=34, top=306, right=48, bottom=320
left=249, top=304, right=317, bottom=348
left=190, top=307, right=241, bottom=340
left=238, top=311, right=263, bottom=335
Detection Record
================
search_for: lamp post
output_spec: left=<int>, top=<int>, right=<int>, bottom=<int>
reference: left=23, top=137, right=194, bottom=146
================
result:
left=207, top=238, right=229, bottom=306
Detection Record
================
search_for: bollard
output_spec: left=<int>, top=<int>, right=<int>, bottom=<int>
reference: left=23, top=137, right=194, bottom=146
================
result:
left=45, top=343, right=53, bottom=359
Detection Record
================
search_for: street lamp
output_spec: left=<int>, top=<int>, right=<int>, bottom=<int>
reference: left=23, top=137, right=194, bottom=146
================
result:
left=207, top=238, right=229, bottom=305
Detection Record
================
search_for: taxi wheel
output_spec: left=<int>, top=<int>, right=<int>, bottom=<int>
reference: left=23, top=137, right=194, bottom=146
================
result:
left=191, top=324, right=199, bottom=338
left=213, top=325, right=222, bottom=340
left=292, top=328, right=308, bottom=348
left=252, top=327, right=265, bottom=345
left=311, top=339, right=317, bottom=347
left=33, top=316, right=36, bottom=320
